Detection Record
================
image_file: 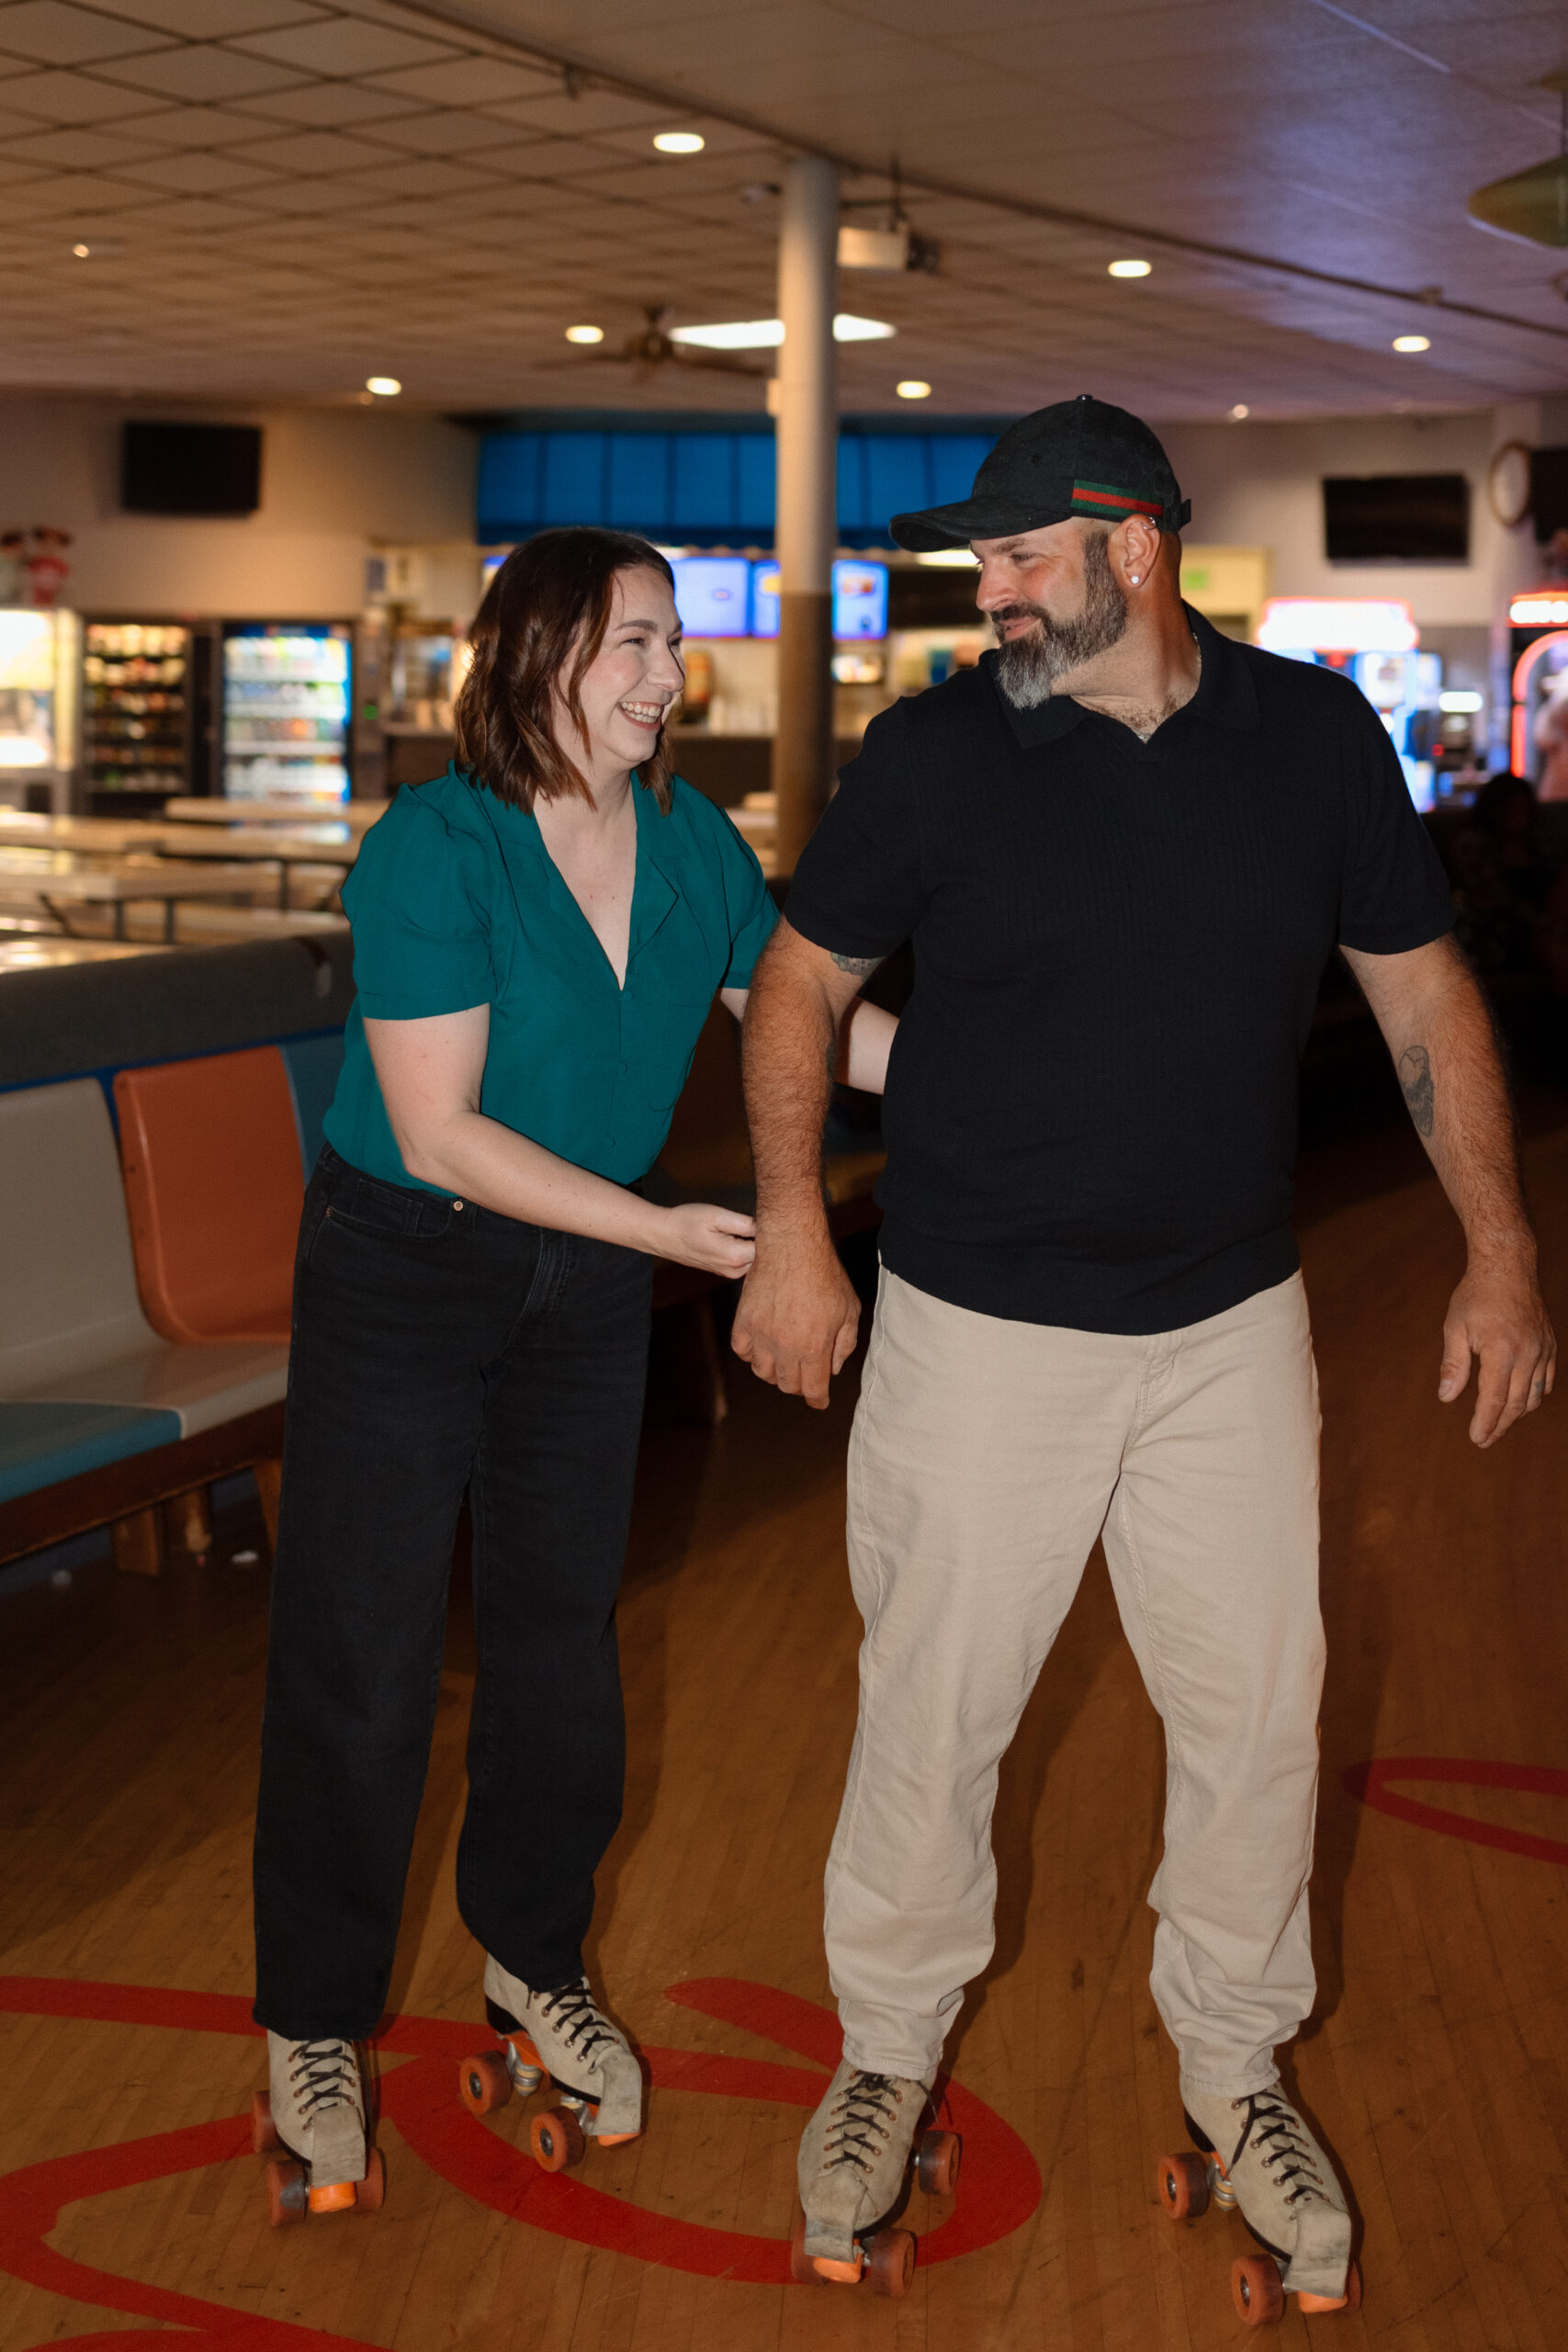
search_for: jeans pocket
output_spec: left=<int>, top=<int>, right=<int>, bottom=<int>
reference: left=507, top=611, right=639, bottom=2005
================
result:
left=319, top=1169, right=454, bottom=1244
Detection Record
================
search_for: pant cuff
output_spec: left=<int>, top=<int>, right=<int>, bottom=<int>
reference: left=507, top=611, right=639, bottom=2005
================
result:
left=1179, top=2065, right=1281, bottom=2101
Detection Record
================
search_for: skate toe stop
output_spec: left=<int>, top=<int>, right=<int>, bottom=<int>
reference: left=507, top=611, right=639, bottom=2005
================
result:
left=308, top=2179, right=358, bottom=2215
left=812, top=2255, right=864, bottom=2284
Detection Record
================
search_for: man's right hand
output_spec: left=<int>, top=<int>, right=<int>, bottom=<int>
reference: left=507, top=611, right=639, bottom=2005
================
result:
left=731, top=1234, right=862, bottom=1408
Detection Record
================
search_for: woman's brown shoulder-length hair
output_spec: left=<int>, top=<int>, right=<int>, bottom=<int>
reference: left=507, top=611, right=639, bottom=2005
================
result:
left=453, top=527, right=678, bottom=815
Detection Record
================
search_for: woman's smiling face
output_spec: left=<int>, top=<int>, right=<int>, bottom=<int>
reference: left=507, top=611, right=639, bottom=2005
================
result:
left=569, top=564, right=685, bottom=784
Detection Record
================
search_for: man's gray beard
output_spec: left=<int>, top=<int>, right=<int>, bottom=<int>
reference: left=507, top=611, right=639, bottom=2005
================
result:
left=994, top=530, right=1129, bottom=709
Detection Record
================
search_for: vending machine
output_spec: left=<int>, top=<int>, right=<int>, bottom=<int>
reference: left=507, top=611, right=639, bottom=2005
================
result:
left=81, top=620, right=194, bottom=810
left=0, top=607, right=78, bottom=812
left=220, top=622, right=352, bottom=802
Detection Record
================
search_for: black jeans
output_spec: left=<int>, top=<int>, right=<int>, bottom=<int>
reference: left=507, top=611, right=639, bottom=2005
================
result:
left=252, top=1146, right=653, bottom=2041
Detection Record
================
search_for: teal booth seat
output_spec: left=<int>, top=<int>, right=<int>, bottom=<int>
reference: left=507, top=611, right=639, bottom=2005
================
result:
left=0, top=1400, right=182, bottom=1506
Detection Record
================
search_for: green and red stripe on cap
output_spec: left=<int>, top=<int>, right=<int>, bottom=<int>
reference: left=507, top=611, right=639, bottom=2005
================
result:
left=1069, top=480, right=1165, bottom=523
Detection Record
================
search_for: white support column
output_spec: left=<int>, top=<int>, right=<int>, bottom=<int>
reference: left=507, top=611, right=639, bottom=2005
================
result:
left=771, top=153, right=839, bottom=874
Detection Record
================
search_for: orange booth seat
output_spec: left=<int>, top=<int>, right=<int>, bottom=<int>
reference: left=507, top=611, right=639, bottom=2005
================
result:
left=114, top=1046, right=304, bottom=1346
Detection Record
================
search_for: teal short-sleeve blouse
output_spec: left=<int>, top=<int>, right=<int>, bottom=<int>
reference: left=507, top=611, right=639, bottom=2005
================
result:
left=322, top=763, right=778, bottom=1194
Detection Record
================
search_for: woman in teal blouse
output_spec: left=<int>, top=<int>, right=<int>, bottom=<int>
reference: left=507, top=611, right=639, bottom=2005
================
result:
left=250, top=528, right=895, bottom=2210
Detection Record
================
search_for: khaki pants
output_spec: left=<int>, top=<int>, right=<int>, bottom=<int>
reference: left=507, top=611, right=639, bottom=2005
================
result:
left=826, top=1267, right=1324, bottom=2097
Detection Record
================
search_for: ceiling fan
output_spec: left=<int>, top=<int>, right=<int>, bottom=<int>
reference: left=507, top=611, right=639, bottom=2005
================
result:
left=541, top=304, right=768, bottom=379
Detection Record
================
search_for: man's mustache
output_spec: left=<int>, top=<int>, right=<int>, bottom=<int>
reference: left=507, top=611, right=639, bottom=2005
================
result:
left=990, top=601, right=1051, bottom=630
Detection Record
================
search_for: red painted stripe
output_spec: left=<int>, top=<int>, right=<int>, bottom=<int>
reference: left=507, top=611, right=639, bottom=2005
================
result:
left=1342, top=1757, right=1568, bottom=1867
left=0, top=1973, right=1044, bottom=2330
left=1071, top=485, right=1161, bottom=515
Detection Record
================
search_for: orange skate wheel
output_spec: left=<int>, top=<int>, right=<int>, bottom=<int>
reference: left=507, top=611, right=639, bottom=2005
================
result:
left=265, top=2157, right=308, bottom=2228
left=530, top=2105, right=586, bottom=2173
left=309, top=2178, right=357, bottom=2215
left=251, top=2091, right=279, bottom=2156
left=864, top=2227, right=916, bottom=2299
left=917, top=2128, right=962, bottom=2198
left=354, top=2147, right=386, bottom=2213
left=458, top=2050, right=512, bottom=2118
left=1232, top=2255, right=1284, bottom=2326
left=1156, top=2150, right=1210, bottom=2222
left=788, top=2201, right=825, bottom=2285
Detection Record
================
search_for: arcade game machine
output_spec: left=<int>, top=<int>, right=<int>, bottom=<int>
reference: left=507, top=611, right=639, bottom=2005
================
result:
left=1256, top=598, right=1442, bottom=808
left=1506, top=587, right=1568, bottom=786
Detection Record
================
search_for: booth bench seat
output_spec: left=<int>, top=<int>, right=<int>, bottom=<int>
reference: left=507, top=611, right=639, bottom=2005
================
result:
left=0, top=1076, right=288, bottom=1572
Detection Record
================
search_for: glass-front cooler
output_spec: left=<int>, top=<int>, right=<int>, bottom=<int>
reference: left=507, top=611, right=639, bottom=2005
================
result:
left=0, top=607, right=78, bottom=810
left=221, top=622, right=351, bottom=802
left=82, top=620, right=191, bottom=805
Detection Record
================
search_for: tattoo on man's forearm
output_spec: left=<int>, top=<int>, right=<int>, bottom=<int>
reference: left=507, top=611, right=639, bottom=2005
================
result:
left=1399, top=1045, right=1436, bottom=1136
left=829, top=950, right=881, bottom=977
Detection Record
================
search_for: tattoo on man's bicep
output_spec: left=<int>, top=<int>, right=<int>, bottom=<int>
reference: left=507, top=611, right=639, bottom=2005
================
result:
left=1398, top=1044, right=1436, bottom=1136
left=829, top=950, right=882, bottom=978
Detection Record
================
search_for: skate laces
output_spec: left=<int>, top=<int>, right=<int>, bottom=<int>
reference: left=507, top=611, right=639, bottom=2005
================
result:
left=822, top=2071, right=905, bottom=2176
left=1232, top=2090, right=1327, bottom=2206
left=537, top=1979, right=620, bottom=2068
left=286, top=2040, right=358, bottom=2118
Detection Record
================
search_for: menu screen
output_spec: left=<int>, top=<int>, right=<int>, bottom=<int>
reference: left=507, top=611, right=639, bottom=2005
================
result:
left=832, top=560, right=888, bottom=640
left=671, top=557, right=750, bottom=639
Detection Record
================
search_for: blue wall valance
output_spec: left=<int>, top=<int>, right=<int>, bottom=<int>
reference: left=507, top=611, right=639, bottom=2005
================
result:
left=476, top=418, right=1007, bottom=548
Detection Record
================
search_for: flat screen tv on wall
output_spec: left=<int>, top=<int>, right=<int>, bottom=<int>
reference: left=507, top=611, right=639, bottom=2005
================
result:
left=121, top=422, right=262, bottom=516
left=1322, top=473, right=1469, bottom=562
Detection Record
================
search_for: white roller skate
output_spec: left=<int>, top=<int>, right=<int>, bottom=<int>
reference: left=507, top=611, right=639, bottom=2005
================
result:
left=1157, top=2083, right=1359, bottom=2325
left=789, top=2060, right=962, bottom=2298
left=457, top=1956, right=643, bottom=2172
left=252, top=2033, right=383, bottom=2225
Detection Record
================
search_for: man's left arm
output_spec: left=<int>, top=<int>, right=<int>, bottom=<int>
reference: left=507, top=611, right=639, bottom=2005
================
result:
left=1342, top=933, right=1555, bottom=1446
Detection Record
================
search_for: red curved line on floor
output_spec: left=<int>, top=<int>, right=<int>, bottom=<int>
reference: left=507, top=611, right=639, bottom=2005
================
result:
left=1342, top=1758, right=1568, bottom=1867
left=0, top=1973, right=1043, bottom=2321
left=0, top=2114, right=381, bottom=2349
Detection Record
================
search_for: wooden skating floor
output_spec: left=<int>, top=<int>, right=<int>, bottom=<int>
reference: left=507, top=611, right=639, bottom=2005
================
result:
left=2, top=1114, right=1566, bottom=2352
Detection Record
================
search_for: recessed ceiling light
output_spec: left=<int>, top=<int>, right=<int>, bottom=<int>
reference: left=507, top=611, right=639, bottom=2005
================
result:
left=1108, top=258, right=1151, bottom=278
left=653, top=130, right=705, bottom=153
left=832, top=313, right=897, bottom=342
left=365, top=375, right=401, bottom=396
left=896, top=379, right=931, bottom=400
left=72, top=242, right=90, bottom=258
left=1393, top=334, right=1430, bottom=352
left=565, top=324, right=604, bottom=344
left=1229, top=402, right=1250, bottom=419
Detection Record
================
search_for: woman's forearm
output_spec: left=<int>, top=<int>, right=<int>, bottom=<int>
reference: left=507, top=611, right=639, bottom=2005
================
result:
left=840, top=999, right=898, bottom=1094
left=396, top=1106, right=669, bottom=1255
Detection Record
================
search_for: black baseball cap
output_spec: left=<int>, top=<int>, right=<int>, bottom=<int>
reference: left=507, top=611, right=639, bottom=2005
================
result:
left=889, top=393, right=1190, bottom=551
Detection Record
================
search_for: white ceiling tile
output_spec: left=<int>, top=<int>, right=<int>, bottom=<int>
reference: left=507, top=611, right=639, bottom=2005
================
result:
left=0, top=164, right=146, bottom=209
left=346, top=105, right=517, bottom=156
left=244, top=165, right=391, bottom=209
left=83, top=0, right=325, bottom=31
left=104, top=100, right=277, bottom=142
left=102, top=188, right=258, bottom=226
left=117, top=144, right=277, bottom=188
left=361, top=54, right=553, bottom=106
left=0, top=116, right=151, bottom=159
left=0, top=0, right=165, bottom=62
left=0, top=61, right=149, bottom=112
left=96, top=41, right=304, bottom=96
left=230, top=123, right=389, bottom=169
left=229, top=77, right=421, bottom=123
left=233, top=17, right=461, bottom=75
left=339, top=153, right=494, bottom=198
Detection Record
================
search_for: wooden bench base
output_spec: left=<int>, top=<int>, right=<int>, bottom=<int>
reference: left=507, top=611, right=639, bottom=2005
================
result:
left=0, top=1403, right=285, bottom=1571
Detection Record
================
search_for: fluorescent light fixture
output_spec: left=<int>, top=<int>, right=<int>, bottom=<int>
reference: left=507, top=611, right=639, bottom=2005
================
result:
left=671, top=314, right=896, bottom=350
left=564, top=324, right=604, bottom=344
left=1257, top=597, right=1418, bottom=655
left=1229, top=402, right=1250, bottom=419
left=365, top=375, right=401, bottom=396
left=916, top=548, right=979, bottom=567
left=653, top=130, right=705, bottom=153
left=896, top=379, right=931, bottom=400
left=1393, top=334, right=1430, bottom=352
left=1438, top=690, right=1483, bottom=713
left=1108, top=258, right=1151, bottom=277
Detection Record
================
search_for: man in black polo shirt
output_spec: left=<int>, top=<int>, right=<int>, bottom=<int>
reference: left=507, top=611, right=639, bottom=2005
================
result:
left=733, top=398, right=1555, bottom=2309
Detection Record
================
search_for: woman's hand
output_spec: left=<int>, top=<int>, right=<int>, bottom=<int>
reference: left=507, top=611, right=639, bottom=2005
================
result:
left=658, top=1203, right=757, bottom=1276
